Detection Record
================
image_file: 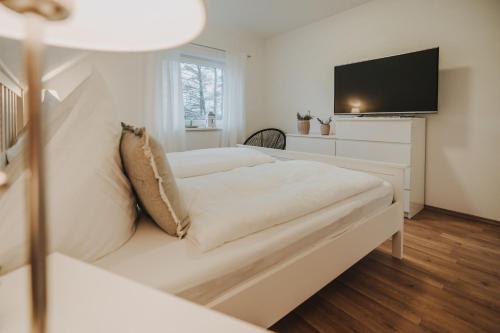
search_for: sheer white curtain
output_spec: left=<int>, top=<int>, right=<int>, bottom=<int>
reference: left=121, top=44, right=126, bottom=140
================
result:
left=145, top=50, right=186, bottom=152
left=220, top=51, right=247, bottom=147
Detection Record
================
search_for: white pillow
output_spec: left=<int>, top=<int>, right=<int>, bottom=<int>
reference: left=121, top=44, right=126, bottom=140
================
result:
left=0, top=71, right=137, bottom=274
left=167, top=147, right=276, bottom=178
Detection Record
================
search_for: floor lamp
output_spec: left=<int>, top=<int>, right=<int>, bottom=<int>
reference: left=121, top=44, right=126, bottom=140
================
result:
left=0, top=1, right=206, bottom=332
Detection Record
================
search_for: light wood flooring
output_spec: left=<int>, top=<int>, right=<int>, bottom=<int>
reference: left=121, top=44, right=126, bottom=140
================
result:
left=271, top=209, right=500, bottom=333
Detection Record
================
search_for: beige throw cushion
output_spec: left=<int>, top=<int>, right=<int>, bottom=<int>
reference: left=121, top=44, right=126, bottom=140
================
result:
left=120, top=123, right=190, bottom=237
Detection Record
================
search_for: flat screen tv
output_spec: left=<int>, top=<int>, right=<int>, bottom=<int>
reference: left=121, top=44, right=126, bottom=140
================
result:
left=334, top=48, right=439, bottom=115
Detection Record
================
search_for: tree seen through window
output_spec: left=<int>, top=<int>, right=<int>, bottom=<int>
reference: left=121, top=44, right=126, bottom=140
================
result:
left=181, top=62, right=223, bottom=125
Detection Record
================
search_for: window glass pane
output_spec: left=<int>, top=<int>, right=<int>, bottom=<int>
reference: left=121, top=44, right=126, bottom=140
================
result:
left=181, top=61, right=224, bottom=127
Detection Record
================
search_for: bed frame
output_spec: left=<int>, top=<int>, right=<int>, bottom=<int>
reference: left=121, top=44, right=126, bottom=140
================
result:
left=206, top=145, right=406, bottom=328
left=4, top=51, right=405, bottom=327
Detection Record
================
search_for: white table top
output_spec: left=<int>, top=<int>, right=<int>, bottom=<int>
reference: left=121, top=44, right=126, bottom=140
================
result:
left=0, top=253, right=268, bottom=333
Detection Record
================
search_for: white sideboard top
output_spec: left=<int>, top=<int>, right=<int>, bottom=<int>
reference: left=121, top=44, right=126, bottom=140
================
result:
left=335, top=116, right=426, bottom=122
left=287, top=133, right=335, bottom=139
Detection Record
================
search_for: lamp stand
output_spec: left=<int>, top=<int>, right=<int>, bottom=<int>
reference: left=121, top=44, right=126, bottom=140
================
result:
left=24, top=14, right=47, bottom=333
left=0, top=2, right=70, bottom=332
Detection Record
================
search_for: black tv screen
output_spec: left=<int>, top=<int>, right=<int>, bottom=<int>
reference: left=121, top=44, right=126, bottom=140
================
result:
left=334, top=48, right=439, bottom=115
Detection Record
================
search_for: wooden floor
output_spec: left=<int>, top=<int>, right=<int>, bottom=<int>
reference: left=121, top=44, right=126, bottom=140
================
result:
left=271, top=209, right=500, bottom=333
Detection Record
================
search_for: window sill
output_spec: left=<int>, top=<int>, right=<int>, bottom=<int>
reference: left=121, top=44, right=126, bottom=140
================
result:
left=185, top=127, right=223, bottom=132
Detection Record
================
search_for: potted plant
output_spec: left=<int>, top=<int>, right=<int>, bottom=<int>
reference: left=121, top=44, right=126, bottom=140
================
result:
left=317, top=116, right=332, bottom=135
left=296, top=111, right=314, bottom=135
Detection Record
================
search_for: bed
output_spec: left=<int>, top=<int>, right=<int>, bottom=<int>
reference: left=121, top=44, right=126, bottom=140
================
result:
left=96, top=146, right=406, bottom=328
left=0, top=57, right=406, bottom=328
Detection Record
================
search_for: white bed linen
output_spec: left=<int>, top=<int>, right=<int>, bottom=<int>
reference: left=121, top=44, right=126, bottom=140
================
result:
left=95, top=181, right=393, bottom=304
left=179, top=160, right=383, bottom=251
left=167, top=147, right=275, bottom=178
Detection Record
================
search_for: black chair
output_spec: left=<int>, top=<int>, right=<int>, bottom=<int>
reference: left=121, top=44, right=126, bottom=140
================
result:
left=244, top=128, right=286, bottom=150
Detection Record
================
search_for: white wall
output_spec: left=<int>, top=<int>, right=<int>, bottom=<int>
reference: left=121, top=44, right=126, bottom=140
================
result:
left=195, top=24, right=267, bottom=136
left=0, top=37, right=80, bottom=82
left=185, top=129, right=222, bottom=150
left=263, top=0, right=500, bottom=220
left=0, top=41, right=152, bottom=129
left=89, top=23, right=267, bottom=146
left=0, top=21, right=266, bottom=150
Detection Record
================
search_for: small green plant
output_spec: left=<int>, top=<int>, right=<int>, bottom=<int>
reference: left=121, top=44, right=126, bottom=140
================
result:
left=297, top=111, right=314, bottom=121
left=317, top=117, right=332, bottom=125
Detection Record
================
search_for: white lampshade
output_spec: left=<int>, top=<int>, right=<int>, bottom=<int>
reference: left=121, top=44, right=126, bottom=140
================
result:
left=0, top=0, right=206, bottom=52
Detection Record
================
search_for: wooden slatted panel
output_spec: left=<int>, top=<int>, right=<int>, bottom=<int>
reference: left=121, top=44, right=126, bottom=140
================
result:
left=0, top=85, right=7, bottom=152
left=11, top=90, right=16, bottom=145
left=16, top=95, right=24, bottom=135
left=13, top=91, right=17, bottom=139
left=0, top=84, right=5, bottom=153
left=7, top=88, right=11, bottom=147
left=7, top=87, right=11, bottom=148
left=0, top=82, right=24, bottom=159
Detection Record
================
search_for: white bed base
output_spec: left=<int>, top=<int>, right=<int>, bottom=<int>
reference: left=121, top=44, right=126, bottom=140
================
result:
left=206, top=146, right=406, bottom=328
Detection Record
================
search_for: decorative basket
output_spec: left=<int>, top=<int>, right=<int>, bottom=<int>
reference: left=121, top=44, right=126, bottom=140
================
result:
left=320, top=124, right=331, bottom=135
left=297, top=120, right=310, bottom=135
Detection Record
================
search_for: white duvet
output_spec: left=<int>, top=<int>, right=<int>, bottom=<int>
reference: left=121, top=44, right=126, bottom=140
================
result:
left=167, top=147, right=275, bottom=178
left=178, top=160, right=384, bottom=251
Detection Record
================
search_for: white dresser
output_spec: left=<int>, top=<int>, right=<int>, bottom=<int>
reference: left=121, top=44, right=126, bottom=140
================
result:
left=286, top=133, right=336, bottom=155
left=286, top=117, right=426, bottom=218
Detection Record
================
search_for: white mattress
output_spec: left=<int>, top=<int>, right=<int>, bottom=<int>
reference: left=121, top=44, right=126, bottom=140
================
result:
left=95, top=181, right=393, bottom=304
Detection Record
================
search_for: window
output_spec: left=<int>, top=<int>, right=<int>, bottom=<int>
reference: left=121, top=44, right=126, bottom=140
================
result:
left=180, top=58, right=224, bottom=128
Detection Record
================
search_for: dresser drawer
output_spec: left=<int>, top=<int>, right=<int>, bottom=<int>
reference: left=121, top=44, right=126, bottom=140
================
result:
left=336, top=140, right=411, bottom=165
left=335, top=120, right=412, bottom=143
left=286, top=136, right=335, bottom=155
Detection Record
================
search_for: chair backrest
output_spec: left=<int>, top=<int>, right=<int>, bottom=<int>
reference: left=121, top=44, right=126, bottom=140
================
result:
left=244, top=128, right=286, bottom=150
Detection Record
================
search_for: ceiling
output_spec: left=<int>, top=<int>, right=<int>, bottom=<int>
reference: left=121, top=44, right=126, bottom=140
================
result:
left=206, top=0, right=372, bottom=38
